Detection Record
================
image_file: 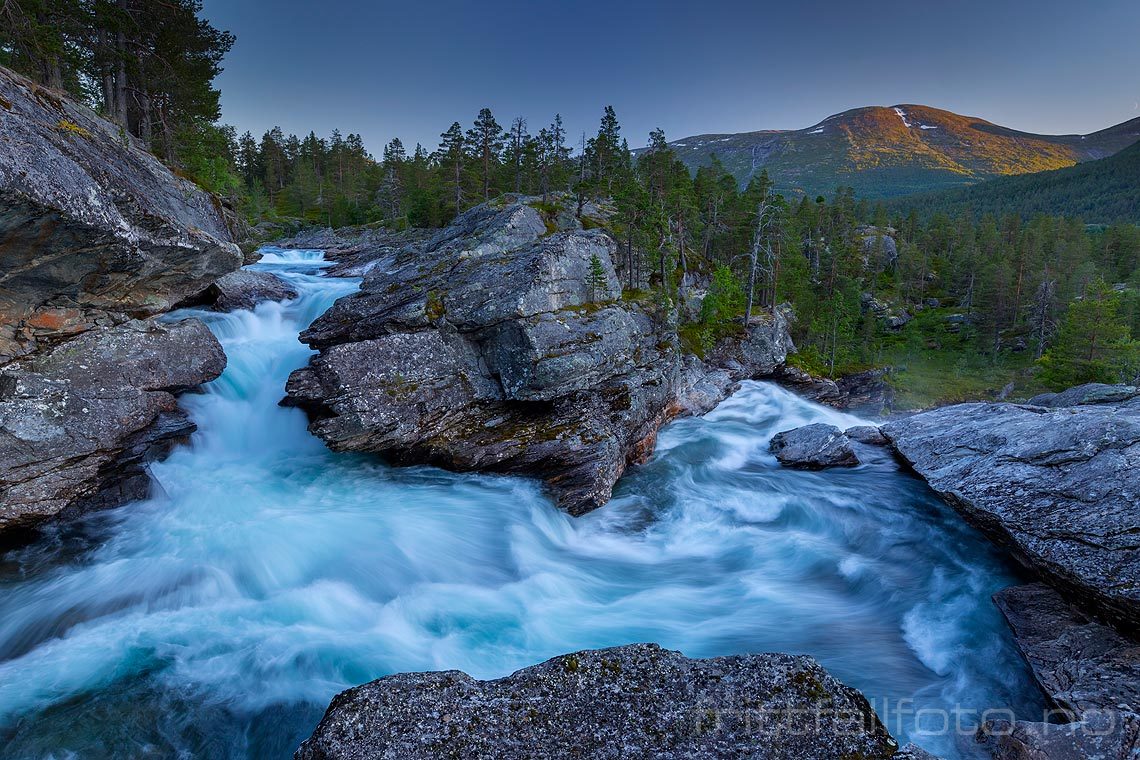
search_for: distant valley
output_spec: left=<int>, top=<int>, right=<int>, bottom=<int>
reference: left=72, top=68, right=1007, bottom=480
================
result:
left=662, top=104, right=1140, bottom=199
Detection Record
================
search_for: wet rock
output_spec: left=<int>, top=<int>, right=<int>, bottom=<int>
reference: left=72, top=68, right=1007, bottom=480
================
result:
left=845, top=425, right=888, bottom=446
left=978, top=712, right=1139, bottom=760
left=0, top=65, right=241, bottom=360
left=207, top=270, right=298, bottom=312
left=882, top=394, right=1140, bottom=633
left=770, top=423, right=860, bottom=469
left=295, top=643, right=899, bottom=760
left=993, top=584, right=1139, bottom=720
left=773, top=366, right=894, bottom=417
left=0, top=319, right=225, bottom=534
left=286, top=200, right=793, bottom=514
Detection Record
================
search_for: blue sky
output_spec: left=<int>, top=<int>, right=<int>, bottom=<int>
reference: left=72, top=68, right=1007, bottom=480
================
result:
left=201, top=0, right=1140, bottom=154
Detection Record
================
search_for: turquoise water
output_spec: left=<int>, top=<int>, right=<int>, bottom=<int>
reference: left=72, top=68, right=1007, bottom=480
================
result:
left=0, top=249, right=1042, bottom=758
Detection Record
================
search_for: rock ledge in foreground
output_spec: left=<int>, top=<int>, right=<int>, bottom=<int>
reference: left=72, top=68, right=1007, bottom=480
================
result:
left=296, top=643, right=898, bottom=760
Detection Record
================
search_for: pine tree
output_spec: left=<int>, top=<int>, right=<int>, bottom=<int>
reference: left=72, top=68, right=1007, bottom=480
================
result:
left=466, top=108, right=504, bottom=201
left=587, top=253, right=609, bottom=303
left=1039, top=279, right=1138, bottom=388
left=436, top=121, right=466, bottom=214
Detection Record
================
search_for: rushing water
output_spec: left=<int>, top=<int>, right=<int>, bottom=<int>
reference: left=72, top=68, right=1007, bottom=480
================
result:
left=0, top=249, right=1043, bottom=759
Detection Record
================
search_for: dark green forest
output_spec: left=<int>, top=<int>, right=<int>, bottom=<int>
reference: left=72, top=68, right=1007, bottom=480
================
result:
left=4, top=0, right=1139, bottom=404
left=888, top=141, right=1140, bottom=225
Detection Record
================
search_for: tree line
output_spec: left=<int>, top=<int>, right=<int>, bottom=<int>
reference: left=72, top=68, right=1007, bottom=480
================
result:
left=4, top=3, right=1137, bottom=392
left=1, top=0, right=233, bottom=171
left=230, top=102, right=1140, bottom=391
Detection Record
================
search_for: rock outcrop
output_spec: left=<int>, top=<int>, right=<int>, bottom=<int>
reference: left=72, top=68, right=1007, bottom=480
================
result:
left=769, top=423, right=860, bottom=469
left=0, top=65, right=241, bottom=361
left=773, top=365, right=894, bottom=417
left=0, top=319, right=225, bottom=533
left=296, top=643, right=899, bottom=760
left=0, top=67, right=239, bottom=538
left=285, top=198, right=793, bottom=514
left=977, top=585, right=1140, bottom=759
left=1027, top=382, right=1139, bottom=409
left=881, top=393, right=1140, bottom=634
left=978, top=712, right=1139, bottom=760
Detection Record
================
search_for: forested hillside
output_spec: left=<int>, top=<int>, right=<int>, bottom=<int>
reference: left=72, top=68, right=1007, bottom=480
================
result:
left=887, top=141, right=1140, bottom=224
left=238, top=106, right=1140, bottom=400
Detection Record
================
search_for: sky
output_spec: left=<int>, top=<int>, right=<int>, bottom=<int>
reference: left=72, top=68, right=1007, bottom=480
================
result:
left=200, top=0, right=1140, bottom=154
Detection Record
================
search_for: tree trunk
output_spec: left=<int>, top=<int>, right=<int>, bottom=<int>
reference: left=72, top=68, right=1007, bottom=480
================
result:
left=114, top=33, right=129, bottom=128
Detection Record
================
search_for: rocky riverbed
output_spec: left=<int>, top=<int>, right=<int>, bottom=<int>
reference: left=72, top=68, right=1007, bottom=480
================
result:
left=769, top=385, right=1140, bottom=759
left=283, top=197, right=794, bottom=514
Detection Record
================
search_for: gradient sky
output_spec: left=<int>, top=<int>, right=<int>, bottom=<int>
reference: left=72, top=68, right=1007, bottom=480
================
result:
left=200, top=0, right=1140, bottom=154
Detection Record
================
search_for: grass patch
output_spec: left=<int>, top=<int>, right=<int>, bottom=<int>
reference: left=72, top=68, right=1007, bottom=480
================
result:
left=873, top=307, right=1049, bottom=410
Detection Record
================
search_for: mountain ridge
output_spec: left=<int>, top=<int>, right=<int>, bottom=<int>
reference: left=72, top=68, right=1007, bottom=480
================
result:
left=660, top=104, right=1140, bottom=199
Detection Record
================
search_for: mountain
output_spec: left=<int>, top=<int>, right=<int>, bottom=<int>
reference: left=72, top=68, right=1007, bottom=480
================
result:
left=887, top=139, right=1140, bottom=224
left=662, top=105, right=1140, bottom=199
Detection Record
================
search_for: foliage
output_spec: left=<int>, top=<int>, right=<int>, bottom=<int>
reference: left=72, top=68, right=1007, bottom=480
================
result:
left=700, top=266, right=744, bottom=324
left=888, top=141, right=1140, bottom=225
left=1038, top=279, right=1139, bottom=388
left=3, top=0, right=233, bottom=187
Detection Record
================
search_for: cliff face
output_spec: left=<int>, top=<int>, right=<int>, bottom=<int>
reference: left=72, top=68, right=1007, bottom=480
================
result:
left=0, top=65, right=241, bottom=361
left=285, top=198, right=794, bottom=514
left=0, top=66, right=238, bottom=537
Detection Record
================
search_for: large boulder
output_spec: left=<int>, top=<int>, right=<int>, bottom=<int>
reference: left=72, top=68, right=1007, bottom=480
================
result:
left=0, top=65, right=241, bottom=360
left=0, top=319, right=225, bottom=534
left=882, top=396, right=1140, bottom=634
left=296, top=643, right=899, bottom=760
left=769, top=423, right=860, bottom=469
left=286, top=199, right=793, bottom=514
left=207, top=269, right=298, bottom=312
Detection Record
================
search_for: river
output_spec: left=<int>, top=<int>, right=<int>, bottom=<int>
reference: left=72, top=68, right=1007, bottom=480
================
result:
left=0, top=249, right=1043, bottom=758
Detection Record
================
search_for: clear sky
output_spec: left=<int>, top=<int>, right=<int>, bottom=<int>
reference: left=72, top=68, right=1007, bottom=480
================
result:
left=200, top=0, right=1140, bottom=155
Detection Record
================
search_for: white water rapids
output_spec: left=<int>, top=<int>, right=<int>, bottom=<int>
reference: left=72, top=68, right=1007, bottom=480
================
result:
left=0, top=249, right=1043, bottom=758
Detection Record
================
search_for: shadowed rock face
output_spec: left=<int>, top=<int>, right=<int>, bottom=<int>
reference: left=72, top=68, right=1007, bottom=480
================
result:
left=295, top=643, right=899, bottom=760
left=0, top=319, right=225, bottom=533
left=0, top=65, right=241, bottom=360
left=206, top=270, right=298, bottom=312
left=993, top=584, right=1139, bottom=720
left=979, top=584, right=1140, bottom=760
left=881, top=395, right=1140, bottom=634
left=285, top=199, right=794, bottom=514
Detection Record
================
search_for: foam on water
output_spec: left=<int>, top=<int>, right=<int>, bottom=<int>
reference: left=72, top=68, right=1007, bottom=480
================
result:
left=0, top=252, right=1043, bottom=759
